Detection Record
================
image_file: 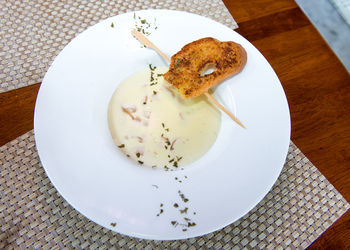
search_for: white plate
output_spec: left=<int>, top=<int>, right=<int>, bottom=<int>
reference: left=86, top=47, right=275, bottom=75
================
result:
left=34, top=10, right=290, bottom=240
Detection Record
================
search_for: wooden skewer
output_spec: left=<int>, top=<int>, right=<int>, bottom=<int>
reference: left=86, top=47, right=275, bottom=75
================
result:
left=131, top=29, right=245, bottom=128
left=204, top=92, right=245, bottom=128
left=131, top=30, right=171, bottom=63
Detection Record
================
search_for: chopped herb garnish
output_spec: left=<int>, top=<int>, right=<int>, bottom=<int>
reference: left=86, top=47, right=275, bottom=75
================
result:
left=169, top=159, right=174, bottom=163
left=138, top=160, right=144, bottom=165
left=118, top=144, right=125, bottom=148
left=178, top=190, right=189, bottom=202
left=133, top=15, right=157, bottom=40
left=180, top=207, right=188, bottom=214
left=149, top=64, right=156, bottom=71
left=153, top=90, right=157, bottom=95
left=111, top=22, right=114, bottom=28
left=182, top=229, right=187, bottom=232
left=162, top=123, right=165, bottom=128
left=152, top=184, right=159, bottom=189
left=160, top=203, right=163, bottom=207
left=136, top=152, right=140, bottom=158
left=171, top=221, right=177, bottom=226
left=174, top=203, right=179, bottom=208
left=126, top=154, right=130, bottom=157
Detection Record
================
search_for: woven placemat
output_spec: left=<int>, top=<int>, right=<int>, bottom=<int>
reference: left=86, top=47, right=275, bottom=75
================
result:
left=0, top=131, right=349, bottom=249
left=0, top=0, right=237, bottom=93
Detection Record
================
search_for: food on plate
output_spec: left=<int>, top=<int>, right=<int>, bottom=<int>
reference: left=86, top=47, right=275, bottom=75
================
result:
left=108, top=66, right=221, bottom=169
left=164, top=37, right=247, bottom=98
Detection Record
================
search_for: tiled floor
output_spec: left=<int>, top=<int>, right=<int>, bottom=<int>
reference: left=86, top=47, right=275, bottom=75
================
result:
left=295, top=0, right=350, bottom=72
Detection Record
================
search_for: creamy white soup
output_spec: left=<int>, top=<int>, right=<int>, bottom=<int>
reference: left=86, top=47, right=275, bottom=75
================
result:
left=108, top=66, right=221, bottom=170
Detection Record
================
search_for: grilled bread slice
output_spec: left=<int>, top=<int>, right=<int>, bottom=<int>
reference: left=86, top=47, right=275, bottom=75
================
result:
left=163, top=37, right=247, bottom=98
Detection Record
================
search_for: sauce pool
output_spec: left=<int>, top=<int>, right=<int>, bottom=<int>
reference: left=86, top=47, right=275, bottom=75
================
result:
left=108, top=66, right=221, bottom=170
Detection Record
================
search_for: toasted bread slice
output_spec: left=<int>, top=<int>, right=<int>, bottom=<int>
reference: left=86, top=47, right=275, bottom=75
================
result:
left=163, top=37, right=247, bottom=98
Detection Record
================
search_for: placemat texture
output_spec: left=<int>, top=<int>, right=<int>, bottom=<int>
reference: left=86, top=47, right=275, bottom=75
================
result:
left=0, top=0, right=238, bottom=93
left=0, top=131, right=349, bottom=249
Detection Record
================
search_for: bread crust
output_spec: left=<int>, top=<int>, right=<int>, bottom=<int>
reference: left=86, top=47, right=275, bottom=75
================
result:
left=163, top=37, right=247, bottom=98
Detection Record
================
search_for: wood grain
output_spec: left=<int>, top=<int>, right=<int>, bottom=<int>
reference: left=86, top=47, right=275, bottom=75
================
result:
left=0, top=83, right=40, bottom=146
left=0, top=0, right=349, bottom=248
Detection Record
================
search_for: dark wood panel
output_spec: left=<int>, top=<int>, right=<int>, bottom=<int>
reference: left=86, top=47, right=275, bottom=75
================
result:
left=235, top=8, right=310, bottom=41
left=0, top=83, right=40, bottom=146
left=223, top=0, right=297, bottom=23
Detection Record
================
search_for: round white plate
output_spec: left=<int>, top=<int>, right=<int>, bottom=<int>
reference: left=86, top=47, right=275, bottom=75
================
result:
left=34, top=10, right=290, bottom=240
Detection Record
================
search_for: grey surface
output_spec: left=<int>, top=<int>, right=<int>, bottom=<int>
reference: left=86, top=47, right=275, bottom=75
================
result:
left=295, top=0, right=350, bottom=72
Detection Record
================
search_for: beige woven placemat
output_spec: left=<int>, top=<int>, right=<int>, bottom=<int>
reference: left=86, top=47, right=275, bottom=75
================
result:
left=0, top=131, right=349, bottom=249
left=0, top=0, right=238, bottom=93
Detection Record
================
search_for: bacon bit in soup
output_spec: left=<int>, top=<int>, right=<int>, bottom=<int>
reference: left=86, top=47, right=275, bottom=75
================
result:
left=144, top=110, right=151, bottom=119
left=121, top=106, right=136, bottom=120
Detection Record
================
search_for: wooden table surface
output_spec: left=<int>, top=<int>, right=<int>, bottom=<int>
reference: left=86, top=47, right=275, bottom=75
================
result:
left=1, top=0, right=349, bottom=248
